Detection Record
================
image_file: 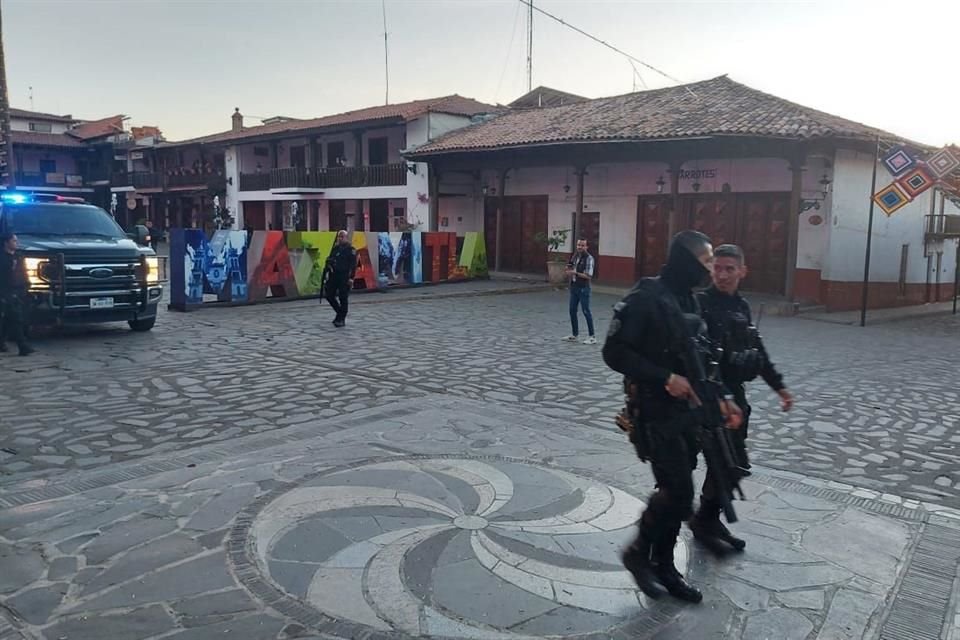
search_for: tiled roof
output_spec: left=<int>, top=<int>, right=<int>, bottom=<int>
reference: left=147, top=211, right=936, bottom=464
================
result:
left=9, top=130, right=86, bottom=148
left=9, top=108, right=75, bottom=123
left=409, top=76, right=903, bottom=157
left=166, top=94, right=499, bottom=147
left=509, top=86, right=588, bottom=109
left=70, top=115, right=126, bottom=140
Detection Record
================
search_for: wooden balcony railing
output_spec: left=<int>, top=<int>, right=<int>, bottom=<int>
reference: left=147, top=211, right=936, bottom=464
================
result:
left=239, top=163, right=408, bottom=191
left=167, top=170, right=227, bottom=190
left=239, top=173, right=271, bottom=191
left=15, top=172, right=85, bottom=188
left=112, top=171, right=163, bottom=190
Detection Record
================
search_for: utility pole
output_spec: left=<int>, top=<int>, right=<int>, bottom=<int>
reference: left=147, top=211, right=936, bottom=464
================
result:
left=382, top=0, right=389, bottom=105
left=526, top=0, right=533, bottom=92
left=0, top=0, right=11, bottom=189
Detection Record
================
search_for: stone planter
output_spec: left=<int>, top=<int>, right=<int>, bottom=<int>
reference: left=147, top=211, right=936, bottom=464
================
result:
left=546, top=261, right=568, bottom=285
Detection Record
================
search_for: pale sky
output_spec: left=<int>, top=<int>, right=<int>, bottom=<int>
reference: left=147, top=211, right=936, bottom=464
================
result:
left=5, top=0, right=959, bottom=145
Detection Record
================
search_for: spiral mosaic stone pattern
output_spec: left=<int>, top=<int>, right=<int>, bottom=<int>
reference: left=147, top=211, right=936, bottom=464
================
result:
left=248, top=457, right=688, bottom=638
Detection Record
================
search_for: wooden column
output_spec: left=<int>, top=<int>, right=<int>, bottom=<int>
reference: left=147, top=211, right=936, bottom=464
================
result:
left=495, top=169, right=508, bottom=272
left=428, top=168, right=440, bottom=232
left=573, top=167, right=586, bottom=241
left=785, top=154, right=805, bottom=300
left=667, top=159, right=683, bottom=242
left=270, top=141, right=281, bottom=230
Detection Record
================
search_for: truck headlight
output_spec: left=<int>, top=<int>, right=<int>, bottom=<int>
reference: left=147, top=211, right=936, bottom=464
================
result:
left=23, top=257, right=48, bottom=288
left=146, top=256, right=160, bottom=284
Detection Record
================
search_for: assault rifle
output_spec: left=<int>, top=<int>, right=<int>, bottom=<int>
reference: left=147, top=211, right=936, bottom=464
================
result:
left=682, top=334, right=747, bottom=523
left=318, top=262, right=332, bottom=305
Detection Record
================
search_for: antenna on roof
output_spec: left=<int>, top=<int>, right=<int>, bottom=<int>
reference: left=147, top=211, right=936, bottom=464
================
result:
left=382, top=0, right=390, bottom=105
left=520, top=0, right=694, bottom=97
left=28, top=86, right=33, bottom=111
left=526, top=0, right=533, bottom=92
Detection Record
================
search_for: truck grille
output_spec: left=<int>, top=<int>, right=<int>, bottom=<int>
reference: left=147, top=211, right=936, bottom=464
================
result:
left=60, top=254, right=143, bottom=310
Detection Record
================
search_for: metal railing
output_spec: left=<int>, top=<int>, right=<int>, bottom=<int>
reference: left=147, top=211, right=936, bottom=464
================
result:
left=239, top=163, right=408, bottom=191
left=239, top=173, right=271, bottom=191
left=112, top=171, right=163, bottom=190
left=925, top=214, right=960, bottom=238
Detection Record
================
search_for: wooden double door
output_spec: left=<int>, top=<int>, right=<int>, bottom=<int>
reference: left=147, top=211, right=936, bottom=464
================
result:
left=636, top=193, right=790, bottom=294
left=484, top=196, right=548, bottom=274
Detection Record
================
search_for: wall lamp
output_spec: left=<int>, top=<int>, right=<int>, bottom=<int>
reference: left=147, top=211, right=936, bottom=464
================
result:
left=800, top=173, right=833, bottom=212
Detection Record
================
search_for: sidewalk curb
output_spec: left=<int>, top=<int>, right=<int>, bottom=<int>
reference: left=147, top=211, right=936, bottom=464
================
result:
left=798, top=304, right=958, bottom=326
left=167, top=280, right=553, bottom=313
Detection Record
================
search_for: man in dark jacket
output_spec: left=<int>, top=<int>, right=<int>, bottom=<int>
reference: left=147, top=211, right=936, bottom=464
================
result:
left=603, top=230, right=741, bottom=603
left=324, top=230, right=357, bottom=328
left=0, top=233, right=34, bottom=356
left=693, top=244, right=792, bottom=552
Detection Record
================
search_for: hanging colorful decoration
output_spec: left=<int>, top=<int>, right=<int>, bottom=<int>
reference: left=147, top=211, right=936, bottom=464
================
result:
left=926, top=147, right=960, bottom=179
left=897, top=166, right=935, bottom=198
left=881, top=145, right=918, bottom=177
left=873, top=183, right=911, bottom=216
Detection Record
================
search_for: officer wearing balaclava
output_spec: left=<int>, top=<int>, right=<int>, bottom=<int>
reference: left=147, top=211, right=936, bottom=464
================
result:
left=603, top=230, right=741, bottom=603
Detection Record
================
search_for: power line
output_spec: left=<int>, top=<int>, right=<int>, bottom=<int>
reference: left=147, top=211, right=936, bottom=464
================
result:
left=519, top=0, right=694, bottom=96
left=494, top=1, right=523, bottom=100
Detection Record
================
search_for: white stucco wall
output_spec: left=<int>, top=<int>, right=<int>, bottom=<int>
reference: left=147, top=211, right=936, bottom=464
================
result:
left=428, top=113, right=475, bottom=141
left=826, top=148, right=958, bottom=283
left=406, top=117, right=429, bottom=148
left=436, top=172, right=481, bottom=235
left=10, top=117, right=71, bottom=134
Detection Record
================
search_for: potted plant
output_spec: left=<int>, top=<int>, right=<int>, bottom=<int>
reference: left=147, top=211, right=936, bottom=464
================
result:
left=533, top=228, right=571, bottom=285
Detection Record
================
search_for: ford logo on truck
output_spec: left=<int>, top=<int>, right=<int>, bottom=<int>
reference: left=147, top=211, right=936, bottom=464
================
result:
left=89, top=268, right=114, bottom=279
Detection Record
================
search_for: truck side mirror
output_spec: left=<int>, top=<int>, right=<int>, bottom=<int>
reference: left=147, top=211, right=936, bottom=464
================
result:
left=131, top=224, right=150, bottom=246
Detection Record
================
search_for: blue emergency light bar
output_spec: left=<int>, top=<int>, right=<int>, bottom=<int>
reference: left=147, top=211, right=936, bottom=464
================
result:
left=1, top=193, right=27, bottom=204
left=1, top=193, right=86, bottom=205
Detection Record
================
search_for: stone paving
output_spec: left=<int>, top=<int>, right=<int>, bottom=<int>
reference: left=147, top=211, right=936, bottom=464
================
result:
left=0, top=287, right=958, bottom=639
left=3, top=289, right=958, bottom=509
left=1, top=397, right=958, bottom=640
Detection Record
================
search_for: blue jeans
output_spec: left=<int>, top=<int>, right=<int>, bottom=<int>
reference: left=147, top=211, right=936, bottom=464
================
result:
left=569, top=286, right=595, bottom=337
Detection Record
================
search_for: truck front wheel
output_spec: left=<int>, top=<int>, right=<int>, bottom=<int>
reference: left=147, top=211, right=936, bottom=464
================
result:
left=128, top=317, right=156, bottom=332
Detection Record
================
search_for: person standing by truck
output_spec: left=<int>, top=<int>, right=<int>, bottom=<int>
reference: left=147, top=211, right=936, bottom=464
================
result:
left=0, top=233, right=34, bottom=356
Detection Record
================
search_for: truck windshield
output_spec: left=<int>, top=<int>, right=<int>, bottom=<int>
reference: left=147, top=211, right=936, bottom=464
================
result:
left=4, top=204, right=127, bottom=239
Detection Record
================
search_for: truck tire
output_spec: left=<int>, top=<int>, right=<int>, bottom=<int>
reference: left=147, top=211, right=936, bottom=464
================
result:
left=128, top=317, right=156, bottom=332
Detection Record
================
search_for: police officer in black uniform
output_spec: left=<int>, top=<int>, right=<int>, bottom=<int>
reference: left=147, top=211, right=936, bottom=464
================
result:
left=324, top=230, right=357, bottom=328
left=603, top=230, right=741, bottom=603
left=0, top=233, right=34, bottom=356
left=692, top=244, right=792, bottom=553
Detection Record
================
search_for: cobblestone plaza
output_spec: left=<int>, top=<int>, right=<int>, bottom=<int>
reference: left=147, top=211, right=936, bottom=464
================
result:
left=0, top=288, right=958, bottom=639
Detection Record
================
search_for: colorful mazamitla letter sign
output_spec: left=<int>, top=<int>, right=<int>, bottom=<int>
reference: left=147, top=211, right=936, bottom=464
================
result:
left=170, top=230, right=489, bottom=310
left=873, top=183, right=911, bottom=217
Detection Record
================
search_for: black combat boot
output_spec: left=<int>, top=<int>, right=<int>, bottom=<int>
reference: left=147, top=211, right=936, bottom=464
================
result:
left=652, top=524, right=702, bottom=603
left=621, top=523, right=667, bottom=599
left=689, top=497, right=746, bottom=554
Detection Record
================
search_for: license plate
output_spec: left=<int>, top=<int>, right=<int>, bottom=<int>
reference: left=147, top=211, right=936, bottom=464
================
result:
left=89, top=297, right=114, bottom=309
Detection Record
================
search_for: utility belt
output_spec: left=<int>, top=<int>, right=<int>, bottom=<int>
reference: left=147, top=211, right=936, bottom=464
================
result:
left=615, top=380, right=661, bottom=462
